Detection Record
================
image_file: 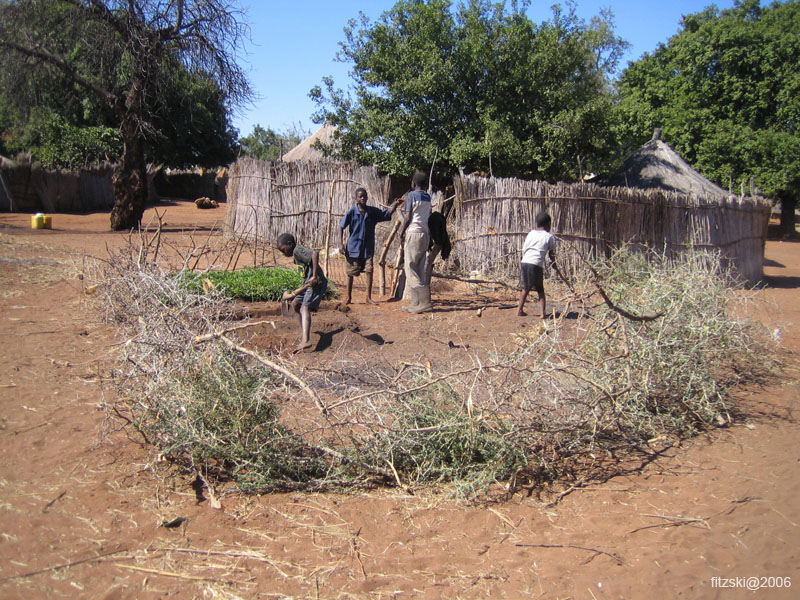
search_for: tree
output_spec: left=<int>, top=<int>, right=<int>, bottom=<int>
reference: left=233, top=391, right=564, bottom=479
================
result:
left=145, top=61, right=239, bottom=169
left=0, top=0, right=250, bottom=230
left=310, top=0, right=627, bottom=180
left=238, top=124, right=308, bottom=161
left=0, top=2, right=121, bottom=164
left=0, top=43, right=238, bottom=170
left=616, top=0, right=800, bottom=234
left=19, top=109, right=122, bottom=169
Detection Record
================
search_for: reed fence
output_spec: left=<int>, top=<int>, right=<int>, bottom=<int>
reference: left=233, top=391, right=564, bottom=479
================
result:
left=0, top=163, right=163, bottom=212
left=224, top=159, right=445, bottom=286
left=224, top=162, right=770, bottom=287
left=36, top=165, right=118, bottom=212
left=452, top=174, right=771, bottom=285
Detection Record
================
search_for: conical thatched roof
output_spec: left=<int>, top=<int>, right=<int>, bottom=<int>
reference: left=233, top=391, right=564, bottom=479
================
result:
left=282, top=123, right=338, bottom=162
left=607, top=129, right=730, bottom=200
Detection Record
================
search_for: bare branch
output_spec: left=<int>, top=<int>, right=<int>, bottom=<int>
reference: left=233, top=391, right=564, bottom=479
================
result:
left=0, top=40, right=117, bottom=107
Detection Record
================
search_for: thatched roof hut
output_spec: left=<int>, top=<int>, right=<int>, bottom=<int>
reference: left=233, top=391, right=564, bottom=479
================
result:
left=607, top=129, right=730, bottom=200
left=282, top=123, right=338, bottom=162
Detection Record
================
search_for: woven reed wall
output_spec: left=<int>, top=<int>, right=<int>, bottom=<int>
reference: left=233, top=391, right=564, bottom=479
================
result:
left=225, top=159, right=391, bottom=245
left=0, top=163, right=39, bottom=212
left=453, top=174, right=771, bottom=285
left=78, top=167, right=117, bottom=210
left=0, top=164, right=144, bottom=212
left=37, top=166, right=116, bottom=212
left=227, top=159, right=444, bottom=283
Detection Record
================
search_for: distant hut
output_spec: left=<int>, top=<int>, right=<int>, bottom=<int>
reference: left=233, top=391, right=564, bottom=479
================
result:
left=282, top=123, right=339, bottom=162
left=597, top=128, right=770, bottom=284
left=606, top=129, right=730, bottom=199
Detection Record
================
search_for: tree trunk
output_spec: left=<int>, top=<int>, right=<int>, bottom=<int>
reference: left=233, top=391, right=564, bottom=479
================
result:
left=779, top=195, right=797, bottom=236
left=110, top=117, right=147, bottom=230
left=110, top=76, right=148, bottom=231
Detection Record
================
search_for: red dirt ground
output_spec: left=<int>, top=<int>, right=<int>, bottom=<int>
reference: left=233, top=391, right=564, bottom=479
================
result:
left=0, top=200, right=798, bottom=599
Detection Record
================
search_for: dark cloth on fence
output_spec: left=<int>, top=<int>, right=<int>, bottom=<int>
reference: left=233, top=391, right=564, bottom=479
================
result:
left=428, top=211, right=451, bottom=260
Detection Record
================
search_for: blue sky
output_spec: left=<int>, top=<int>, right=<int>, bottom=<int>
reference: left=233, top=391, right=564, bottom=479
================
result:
left=233, top=1, right=737, bottom=138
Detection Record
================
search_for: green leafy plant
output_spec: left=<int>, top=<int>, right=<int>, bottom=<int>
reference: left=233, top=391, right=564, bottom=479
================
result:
left=311, top=0, right=627, bottom=179
left=616, top=0, right=800, bottom=233
left=178, top=266, right=336, bottom=302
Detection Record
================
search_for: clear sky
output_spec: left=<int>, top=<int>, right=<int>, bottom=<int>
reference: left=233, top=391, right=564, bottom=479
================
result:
left=233, top=1, right=737, bottom=138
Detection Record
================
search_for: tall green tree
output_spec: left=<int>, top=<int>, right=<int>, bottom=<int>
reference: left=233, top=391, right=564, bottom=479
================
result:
left=0, top=0, right=250, bottom=230
left=238, top=124, right=308, bottom=161
left=616, top=0, right=800, bottom=234
left=310, top=0, right=627, bottom=180
left=0, top=55, right=236, bottom=170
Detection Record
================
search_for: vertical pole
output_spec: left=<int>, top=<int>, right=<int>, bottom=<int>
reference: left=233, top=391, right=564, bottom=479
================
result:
left=378, top=217, right=402, bottom=296
left=324, top=179, right=335, bottom=276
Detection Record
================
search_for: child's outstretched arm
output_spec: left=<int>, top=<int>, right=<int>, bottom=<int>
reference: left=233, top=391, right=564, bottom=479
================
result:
left=309, top=250, right=320, bottom=286
left=549, top=247, right=573, bottom=291
left=388, top=196, right=403, bottom=216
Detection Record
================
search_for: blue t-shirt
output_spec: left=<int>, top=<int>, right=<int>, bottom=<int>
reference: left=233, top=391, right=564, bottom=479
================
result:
left=340, top=204, right=393, bottom=259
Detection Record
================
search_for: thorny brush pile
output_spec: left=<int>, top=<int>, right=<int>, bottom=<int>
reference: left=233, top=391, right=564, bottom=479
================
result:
left=83, top=227, right=780, bottom=501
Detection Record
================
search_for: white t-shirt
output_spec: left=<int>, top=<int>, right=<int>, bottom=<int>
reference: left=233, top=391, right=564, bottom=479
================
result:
left=404, top=190, right=431, bottom=235
left=521, top=229, right=555, bottom=266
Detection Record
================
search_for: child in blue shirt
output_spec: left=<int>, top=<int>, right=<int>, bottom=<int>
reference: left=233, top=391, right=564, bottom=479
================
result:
left=339, top=187, right=401, bottom=304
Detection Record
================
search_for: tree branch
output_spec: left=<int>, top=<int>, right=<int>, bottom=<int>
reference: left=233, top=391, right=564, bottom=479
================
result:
left=192, top=331, right=328, bottom=414
left=0, top=41, right=117, bottom=107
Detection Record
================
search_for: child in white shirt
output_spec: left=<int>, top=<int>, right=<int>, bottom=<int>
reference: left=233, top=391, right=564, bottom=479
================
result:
left=517, top=212, right=556, bottom=319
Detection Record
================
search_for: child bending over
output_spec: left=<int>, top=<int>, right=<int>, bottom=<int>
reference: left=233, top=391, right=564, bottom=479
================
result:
left=277, top=233, right=328, bottom=352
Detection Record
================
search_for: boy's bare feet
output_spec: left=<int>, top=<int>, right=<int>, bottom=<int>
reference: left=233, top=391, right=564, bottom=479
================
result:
left=293, top=341, right=313, bottom=354
left=366, top=297, right=377, bottom=305
left=345, top=297, right=352, bottom=305
left=517, top=310, right=527, bottom=317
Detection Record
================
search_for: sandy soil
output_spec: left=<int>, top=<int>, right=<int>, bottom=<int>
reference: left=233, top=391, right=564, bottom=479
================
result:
left=0, top=200, right=798, bottom=599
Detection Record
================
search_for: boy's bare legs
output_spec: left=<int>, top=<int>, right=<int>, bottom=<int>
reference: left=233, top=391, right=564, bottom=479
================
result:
left=519, top=289, right=547, bottom=318
left=539, top=292, right=547, bottom=319
left=365, top=272, right=377, bottom=305
left=346, top=273, right=378, bottom=305
left=345, top=277, right=354, bottom=305
left=295, top=305, right=313, bottom=352
left=517, top=289, right=529, bottom=316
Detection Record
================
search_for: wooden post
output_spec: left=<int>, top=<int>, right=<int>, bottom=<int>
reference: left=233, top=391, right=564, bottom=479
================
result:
left=391, top=245, right=405, bottom=298
left=324, top=179, right=335, bottom=276
left=378, top=217, right=402, bottom=295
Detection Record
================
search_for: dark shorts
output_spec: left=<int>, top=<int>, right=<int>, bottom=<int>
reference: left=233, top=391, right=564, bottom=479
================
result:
left=345, top=255, right=373, bottom=277
left=294, top=279, right=327, bottom=312
left=521, top=263, right=544, bottom=294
